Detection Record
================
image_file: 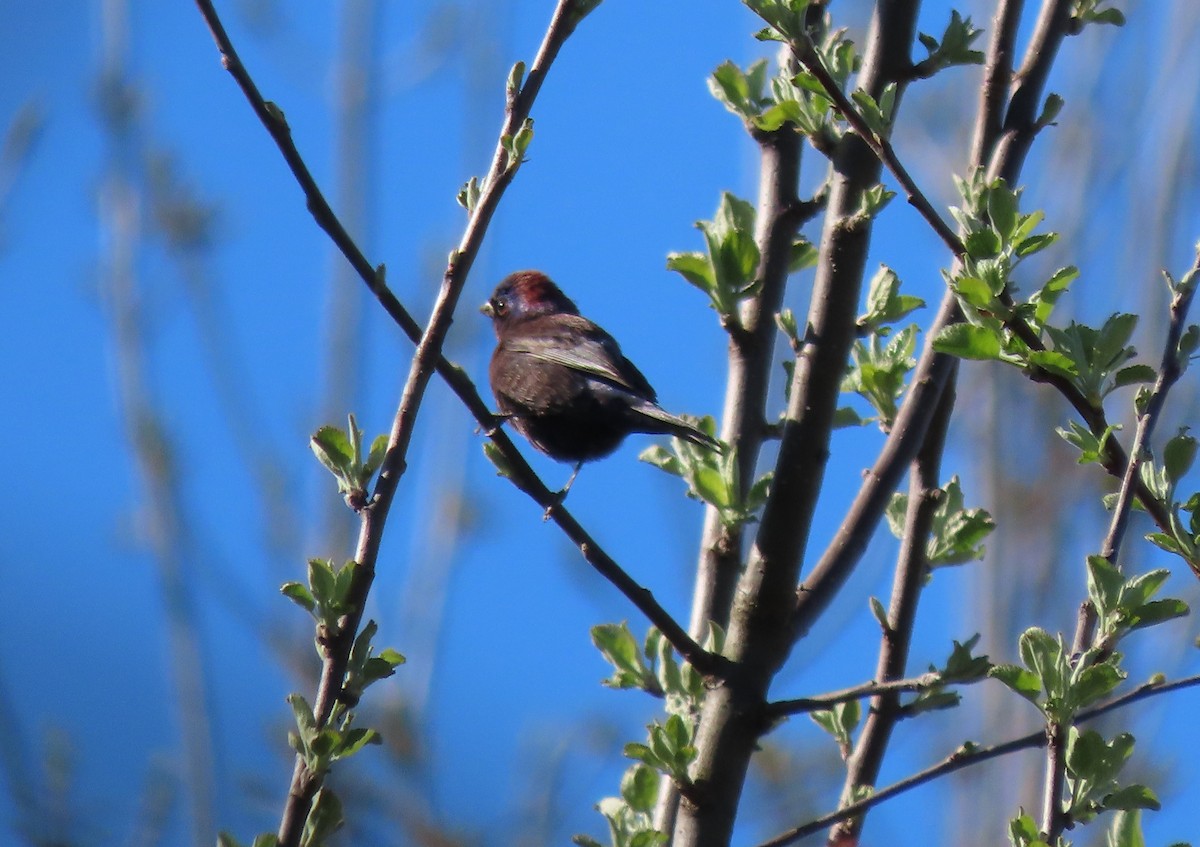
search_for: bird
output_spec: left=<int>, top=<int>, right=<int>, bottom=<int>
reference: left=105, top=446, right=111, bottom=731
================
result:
left=481, top=270, right=722, bottom=499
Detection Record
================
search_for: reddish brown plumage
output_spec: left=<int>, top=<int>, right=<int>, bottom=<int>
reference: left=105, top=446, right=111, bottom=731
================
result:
left=481, top=270, right=720, bottom=471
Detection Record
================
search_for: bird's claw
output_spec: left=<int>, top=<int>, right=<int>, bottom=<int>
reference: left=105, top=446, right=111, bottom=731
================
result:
left=542, top=464, right=581, bottom=520
left=479, top=412, right=512, bottom=438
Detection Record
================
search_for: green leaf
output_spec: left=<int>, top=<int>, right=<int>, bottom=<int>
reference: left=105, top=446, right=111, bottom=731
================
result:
left=620, top=764, right=660, bottom=814
left=1071, top=662, right=1124, bottom=709
left=281, top=581, right=316, bottom=613
left=666, top=251, right=715, bottom=293
left=1086, top=555, right=1124, bottom=615
left=337, top=727, right=381, bottom=760
left=1057, top=420, right=1119, bottom=465
left=592, top=623, right=653, bottom=690
left=1107, top=810, right=1146, bottom=847
left=456, top=175, right=481, bottom=213
left=1113, top=364, right=1156, bottom=389
left=932, top=323, right=1003, bottom=360
left=1103, top=784, right=1160, bottom=812
left=1124, top=598, right=1189, bottom=632
left=506, top=61, right=525, bottom=100
left=942, top=635, right=991, bottom=681
left=987, top=184, right=1018, bottom=242
left=989, top=663, right=1042, bottom=704
left=310, top=425, right=354, bottom=474
left=869, top=596, right=888, bottom=630
left=363, top=434, right=389, bottom=478
left=1027, top=349, right=1078, bottom=378
left=1163, top=431, right=1198, bottom=483
left=308, top=558, right=337, bottom=606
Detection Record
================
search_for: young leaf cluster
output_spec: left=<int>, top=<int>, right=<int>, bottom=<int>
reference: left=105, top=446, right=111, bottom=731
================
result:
left=584, top=624, right=722, bottom=845
left=912, top=11, right=985, bottom=78
left=1086, top=557, right=1188, bottom=653
left=843, top=325, right=918, bottom=431
left=666, top=193, right=762, bottom=317
left=282, top=558, right=362, bottom=636
left=1069, top=0, right=1126, bottom=30
left=991, top=628, right=1124, bottom=724
left=591, top=623, right=716, bottom=714
left=1143, top=430, right=1200, bottom=575
left=1064, top=728, right=1160, bottom=825
left=640, top=417, right=770, bottom=529
left=933, top=176, right=1160, bottom=414
left=886, top=477, right=994, bottom=569
left=310, top=414, right=388, bottom=511
left=574, top=764, right=666, bottom=847
left=837, top=267, right=926, bottom=428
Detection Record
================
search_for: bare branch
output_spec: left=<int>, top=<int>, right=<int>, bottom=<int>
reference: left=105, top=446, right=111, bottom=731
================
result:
left=763, top=671, right=943, bottom=720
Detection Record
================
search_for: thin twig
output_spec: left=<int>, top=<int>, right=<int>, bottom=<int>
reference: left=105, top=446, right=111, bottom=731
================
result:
left=828, top=375, right=956, bottom=845
left=754, top=673, right=1200, bottom=847
left=763, top=672, right=943, bottom=719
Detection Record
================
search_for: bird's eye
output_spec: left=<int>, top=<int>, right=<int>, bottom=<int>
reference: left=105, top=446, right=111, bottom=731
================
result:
left=492, top=298, right=508, bottom=316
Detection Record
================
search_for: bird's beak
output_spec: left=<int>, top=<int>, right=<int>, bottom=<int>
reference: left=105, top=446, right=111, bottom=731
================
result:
left=480, top=301, right=495, bottom=317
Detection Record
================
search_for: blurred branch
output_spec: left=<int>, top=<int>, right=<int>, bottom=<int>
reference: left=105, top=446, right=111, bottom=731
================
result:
left=0, top=100, right=43, bottom=231
left=318, top=0, right=381, bottom=554
left=98, top=1, right=217, bottom=843
left=755, top=672, right=1200, bottom=847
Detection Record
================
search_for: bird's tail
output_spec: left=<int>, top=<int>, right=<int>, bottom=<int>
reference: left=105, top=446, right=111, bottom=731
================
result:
left=632, top=404, right=724, bottom=453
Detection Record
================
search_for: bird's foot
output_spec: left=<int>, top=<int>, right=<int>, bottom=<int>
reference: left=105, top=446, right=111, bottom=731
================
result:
left=542, top=489, right=566, bottom=521
left=542, top=462, right=582, bottom=521
left=479, top=412, right=512, bottom=438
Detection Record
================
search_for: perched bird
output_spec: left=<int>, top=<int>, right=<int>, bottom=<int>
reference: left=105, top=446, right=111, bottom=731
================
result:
left=482, top=270, right=721, bottom=496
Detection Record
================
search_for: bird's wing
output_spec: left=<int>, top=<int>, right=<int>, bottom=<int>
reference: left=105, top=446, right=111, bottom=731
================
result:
left=503, top=318, right=657, bottom=400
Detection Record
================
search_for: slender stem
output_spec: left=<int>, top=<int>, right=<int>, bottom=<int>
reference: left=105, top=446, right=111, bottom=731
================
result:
left=763, top=671, right=944, bottom=719
left=1048, top=250, right=1200, bottom=841
left=828, top=373, right=956, bottom=845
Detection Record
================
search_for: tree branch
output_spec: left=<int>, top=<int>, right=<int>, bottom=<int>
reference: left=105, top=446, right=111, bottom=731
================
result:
left=827, top=372, right=956, bottom=846
left=1047, top=248, right=1200, bottom=841
left=754, top=673, right=1200, bottom=847
left=790, top=0, right=1170, bottom=644
left=188, top=1, right=715, bottom=842
left=762, top=671, right=944, bottom=720
left=671, top=6, right=924, bottom=845
left=190, top=0, right=715, bottom=718
left=970, top=0, right=1026, bottom=167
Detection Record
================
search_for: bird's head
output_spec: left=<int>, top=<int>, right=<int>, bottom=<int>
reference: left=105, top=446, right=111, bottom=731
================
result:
left=481, top=270, right=579, bottom=331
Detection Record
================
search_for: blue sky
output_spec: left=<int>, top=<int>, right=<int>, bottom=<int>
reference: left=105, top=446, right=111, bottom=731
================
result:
left=2, top=1, right=1199, bottom=845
